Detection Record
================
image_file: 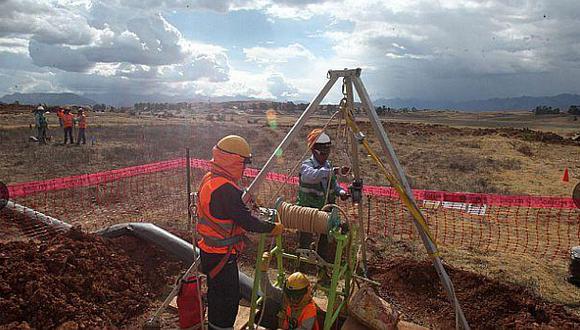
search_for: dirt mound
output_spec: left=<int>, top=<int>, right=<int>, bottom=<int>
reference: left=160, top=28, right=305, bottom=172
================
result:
left=0, top=227, right=182, bottom=329
left=370, top=258, right=580, bottom=329
left=340, top=121, right=577, bottom=145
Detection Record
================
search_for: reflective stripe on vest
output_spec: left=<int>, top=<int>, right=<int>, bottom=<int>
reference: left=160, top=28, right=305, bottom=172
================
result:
left=298, top=186, right=325, bottom=197
left=196, top=173, right=246, bottom=254
left=297, top=159, right=337, bottom=209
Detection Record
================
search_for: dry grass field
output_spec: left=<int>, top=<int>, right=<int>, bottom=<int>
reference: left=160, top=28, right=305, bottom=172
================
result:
left=2, top=107, right=578, bottom=196
left=1, top=106, right=579, bottom=326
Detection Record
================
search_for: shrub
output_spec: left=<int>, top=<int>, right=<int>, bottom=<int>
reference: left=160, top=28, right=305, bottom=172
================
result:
left=516, top=144, right=533, bottom=157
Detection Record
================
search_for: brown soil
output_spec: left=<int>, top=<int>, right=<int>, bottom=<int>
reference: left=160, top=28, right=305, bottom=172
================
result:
left=0, top=227, right=183, bottom=329
left=317, top=122, right=579, bottom=146
left=370, top=257, right=580, bottom=329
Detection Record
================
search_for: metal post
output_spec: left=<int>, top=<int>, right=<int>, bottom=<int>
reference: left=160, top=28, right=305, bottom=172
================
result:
left=243, top=74, right=339, bottom=202
left=324, top=234, right=345, bottom=330
left=186, top=148, right=192, bottom=232
left=344, top=77, right=368, bottom=275
left=275, top=234, right=285, bottom=286
left=352, top=75, right=469, bottom=329
left=248, top=234, right=266, bottom=329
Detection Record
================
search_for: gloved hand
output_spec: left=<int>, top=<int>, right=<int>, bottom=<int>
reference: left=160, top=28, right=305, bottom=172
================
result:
left=270, top=222, right=285, bottom=236
left=260, top=252, right=271, bottom=272
left=339, top=189, right=350, bottom=201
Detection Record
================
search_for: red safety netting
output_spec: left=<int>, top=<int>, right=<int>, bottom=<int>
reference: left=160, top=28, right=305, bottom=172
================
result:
left=4, top=157, right=579, bottom=259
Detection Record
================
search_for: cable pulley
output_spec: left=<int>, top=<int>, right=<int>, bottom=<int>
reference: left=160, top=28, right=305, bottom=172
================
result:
left=274, top=200, right=340, bottom=235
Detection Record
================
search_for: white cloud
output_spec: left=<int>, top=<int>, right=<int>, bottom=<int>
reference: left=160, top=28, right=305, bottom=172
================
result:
left=297, top=0, right=580, bottom=100
left=267, top=73, right=298, bottom=99
left=0, top=0, right=97, bottom=45
left=243, top=43, right=315, bottom=64
left=0, top=0, right=233, bottom=101
left=2, top=0, right=580, bottom=103
left=29, top=40, right=94, bottom=72
left=0, top=38, right=29, bottom=54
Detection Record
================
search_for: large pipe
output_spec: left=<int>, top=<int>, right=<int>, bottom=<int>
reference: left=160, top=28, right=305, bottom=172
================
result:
left=5, top=201, right=72, bottom=231
left=7, top=204, right=280, bottom=326
left=97, top=223, right=281, bottom=327
left=96, top=223, right=257, bottom=301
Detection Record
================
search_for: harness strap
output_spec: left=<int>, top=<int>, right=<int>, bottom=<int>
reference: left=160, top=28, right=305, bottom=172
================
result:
left=208, top=245, right=233, bottom=279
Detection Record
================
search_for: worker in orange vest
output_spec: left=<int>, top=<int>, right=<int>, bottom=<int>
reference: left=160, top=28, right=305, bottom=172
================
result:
left=76, top=108, right=87, bottom=145
left=196, top=135, right=284, bottom=330
left=62, top=108, right=74, bottom=144
left=281, top=272, right=319, bottom=330
left=57, top=108, right=64, bottom=127
left=259, top=254, right=319, bottom=330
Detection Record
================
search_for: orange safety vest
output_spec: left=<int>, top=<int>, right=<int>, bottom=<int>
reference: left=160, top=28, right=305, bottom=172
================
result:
left=196, top=173, right=246, bottom=255
left=282, top=301, right=319, bottom=330
left=63, top=113, right=73, bottom=128
left=78, top=114, right=87, bottom=128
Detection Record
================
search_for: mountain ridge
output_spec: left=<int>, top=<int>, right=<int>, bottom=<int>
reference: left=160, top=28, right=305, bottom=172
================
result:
left=2, top=91, right=580, bottom=111
left=0, top=92, right=96, bottom=106
left=374, top=93, right=580, bottom=112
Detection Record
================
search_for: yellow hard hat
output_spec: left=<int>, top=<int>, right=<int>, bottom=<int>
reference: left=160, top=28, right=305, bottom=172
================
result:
left=285, top=272, right=310, bottom=291
left=216, top=135, right=252, bottom=158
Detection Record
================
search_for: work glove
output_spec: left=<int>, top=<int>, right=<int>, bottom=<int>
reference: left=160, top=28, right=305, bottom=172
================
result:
left=270, top=222, right=285, bottom=236
left=339, top=189, right=350, bottom=201
left=260, top=252, right=271, bottom=272
left=333, top=166, right=351, bottom=177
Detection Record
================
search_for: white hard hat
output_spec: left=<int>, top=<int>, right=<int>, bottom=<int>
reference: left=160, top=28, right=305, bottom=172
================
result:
left=37, top=106, right=44, bottom=111
left=315, top=132, right=331, bottom=144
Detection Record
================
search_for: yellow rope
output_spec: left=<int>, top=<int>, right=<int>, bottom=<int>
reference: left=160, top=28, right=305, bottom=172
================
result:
left=343, top=113, right=439, bottom=253
left=276, top=202, right=330, bottom=234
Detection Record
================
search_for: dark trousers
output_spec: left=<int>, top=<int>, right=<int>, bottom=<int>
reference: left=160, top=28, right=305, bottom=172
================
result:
left=37, top=127, right=46, bottom=144
left=298, top=232, right=334, bottom=263
left=201, top=251, right=240, bottom=329
left=64, top=127, right=73, bottom=144
left=77, top=128, right=86, bottom=144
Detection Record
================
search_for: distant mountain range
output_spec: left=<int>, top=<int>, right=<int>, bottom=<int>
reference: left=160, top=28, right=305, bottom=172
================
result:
left=374, top=93, right=580, bottom=112
left=2, top=91, right=580, bottom=111
left=0, top=92, right=96, bottom=106
left=83, top=93, right=260, bottom=106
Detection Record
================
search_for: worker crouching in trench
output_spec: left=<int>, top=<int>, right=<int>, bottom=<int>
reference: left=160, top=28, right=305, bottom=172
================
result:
left=260, top=252, right=320, bottom=330
left=297, top=129, right=350, bottom=271
left=196, top=135, right=284, bottom=330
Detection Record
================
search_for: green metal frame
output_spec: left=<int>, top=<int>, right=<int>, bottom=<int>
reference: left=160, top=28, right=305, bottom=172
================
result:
left=247, top=204, right=356, bottom=330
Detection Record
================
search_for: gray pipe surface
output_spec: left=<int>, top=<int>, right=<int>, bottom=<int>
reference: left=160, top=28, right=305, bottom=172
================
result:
left=97, top=223, right=281, bottom=327
left=5, top=201, right=72, bottom=231
left=7, top=204, right=278, bottom=326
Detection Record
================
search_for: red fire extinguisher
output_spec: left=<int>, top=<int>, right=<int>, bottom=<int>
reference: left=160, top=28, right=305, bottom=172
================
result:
left=177, top=276, right=204, bottom=329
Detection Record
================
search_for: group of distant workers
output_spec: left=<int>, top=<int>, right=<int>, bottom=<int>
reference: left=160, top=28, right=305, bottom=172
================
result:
left=33, top=105, right=87, bottom=145
left=196, top=129, right=350, bottom=330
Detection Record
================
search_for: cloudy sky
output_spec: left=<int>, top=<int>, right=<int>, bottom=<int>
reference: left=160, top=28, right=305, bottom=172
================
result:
left=1, top=0, right=580, bottom=104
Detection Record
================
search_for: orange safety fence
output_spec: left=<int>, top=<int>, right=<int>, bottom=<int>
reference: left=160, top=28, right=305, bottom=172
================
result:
left=3, top=157, right=579, bottom=259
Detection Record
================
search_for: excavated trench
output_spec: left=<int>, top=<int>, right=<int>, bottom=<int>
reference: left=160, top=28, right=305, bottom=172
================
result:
left=370, top=259, right=580, bottom=329
left=1, top=203, right=580, bottom=329
left=0, top=227, right=182, bottom=328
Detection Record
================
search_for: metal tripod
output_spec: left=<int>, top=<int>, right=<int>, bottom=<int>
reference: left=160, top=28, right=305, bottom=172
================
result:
left=242, top=68, right=470, bottom=329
